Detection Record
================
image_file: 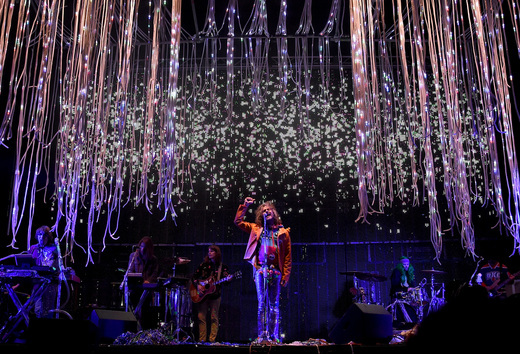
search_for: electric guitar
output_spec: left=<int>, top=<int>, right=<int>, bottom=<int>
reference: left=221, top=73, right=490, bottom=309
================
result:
left=189, top=270, right=242, bottom=303
left=488, top=270, right=520, bottom=296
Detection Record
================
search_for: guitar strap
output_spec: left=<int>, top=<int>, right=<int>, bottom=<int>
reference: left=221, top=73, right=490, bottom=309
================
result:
left=217, top=263, right=222, bottom=281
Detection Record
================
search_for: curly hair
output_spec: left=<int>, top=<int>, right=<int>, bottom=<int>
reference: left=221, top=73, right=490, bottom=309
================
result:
left=34, top=225, right=54, bottom=245
left=254, top=201, right=282, bottom=226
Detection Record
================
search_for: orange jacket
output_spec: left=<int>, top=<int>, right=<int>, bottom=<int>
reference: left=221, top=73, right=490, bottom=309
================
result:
left=234, top=203, right=292, bottom=286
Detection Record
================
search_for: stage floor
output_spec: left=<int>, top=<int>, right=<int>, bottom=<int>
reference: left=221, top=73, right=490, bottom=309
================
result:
left=3, top=289, right=519, bottom=354
left=2, top=342, right=411, bottom=354
left=1, top=319, right=517, bottom=354
left=1, top=320, right=413, bottom=354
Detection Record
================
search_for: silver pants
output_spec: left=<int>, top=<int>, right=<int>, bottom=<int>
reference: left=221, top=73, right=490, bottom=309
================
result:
left=254, top=267, right=281, bottom=340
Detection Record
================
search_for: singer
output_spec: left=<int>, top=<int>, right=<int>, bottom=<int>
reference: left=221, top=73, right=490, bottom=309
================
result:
left=28, top=225, right=60, bottom=318
left=234, top=197, right=292, bottom=344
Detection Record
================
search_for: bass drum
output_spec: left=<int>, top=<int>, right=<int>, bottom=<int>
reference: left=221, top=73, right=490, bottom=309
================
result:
left=391, top=300, right=418, bottom=328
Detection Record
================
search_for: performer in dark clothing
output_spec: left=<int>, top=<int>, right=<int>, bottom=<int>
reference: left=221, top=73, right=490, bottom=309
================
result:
left=126, top=236, right=160, bottom=329
left=29, top=225, right=60, bottom=318
left=390, top=256, right=416, bottom=300
left=191, top=245, right=230, bottom=342
left=234, top=197, right=292, bottom=344
left=476, top=259, right=515, bottom=297
left=127, top=236, right=159, bottom=284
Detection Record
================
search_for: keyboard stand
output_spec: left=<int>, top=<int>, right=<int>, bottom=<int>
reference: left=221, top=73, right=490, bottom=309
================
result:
left=0, top=275, right=51, bottom=343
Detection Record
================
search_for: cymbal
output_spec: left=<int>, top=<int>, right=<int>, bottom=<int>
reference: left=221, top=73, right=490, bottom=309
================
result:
left=422, top=269, right=446, bottom=274
left=339, top=271, right=387, bottom=282
left=176, top=257, right=191, bottom=265
left=164, top=257, right=191, bottom=265
left=359, top=273, right=387, bottom=282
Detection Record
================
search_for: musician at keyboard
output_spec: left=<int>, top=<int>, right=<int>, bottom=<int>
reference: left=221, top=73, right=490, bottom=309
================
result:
left=28, top=225, right=60, bottom=318
left=126, top=236, right=160, bottom=330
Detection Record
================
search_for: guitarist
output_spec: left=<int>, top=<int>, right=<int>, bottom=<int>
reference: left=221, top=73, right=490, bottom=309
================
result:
left=191, top=245, right=229, bottom=342
left=477, top=259, right=515, bottom=298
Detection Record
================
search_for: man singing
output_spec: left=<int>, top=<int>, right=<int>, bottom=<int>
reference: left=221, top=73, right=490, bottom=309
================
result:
left=234, top=197, right=292, bottom=344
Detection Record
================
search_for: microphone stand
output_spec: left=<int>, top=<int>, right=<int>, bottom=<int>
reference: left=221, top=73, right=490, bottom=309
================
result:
left=261, top=213, right=269, bottom=341
left=121, top=252, right=137, bottom=312
left=54, top=237, right=69, bottom=319
left=469, top=257, right=485, bottom=286
left=0, top=254, right=16, bottom=262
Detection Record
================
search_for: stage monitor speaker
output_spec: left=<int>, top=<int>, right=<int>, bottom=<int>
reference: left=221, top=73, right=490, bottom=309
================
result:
left=28, top=318, right=96, bottom=348
left=328, top=303, right=393, bottom=345
left=90, top=309, right=137, bottom=343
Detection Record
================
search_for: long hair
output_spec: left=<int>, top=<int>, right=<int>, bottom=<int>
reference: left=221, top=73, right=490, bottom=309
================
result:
left=138, top=236, right=154, bottom=260
left=254, top=201, right=282, bottom=226
left=396, top=259, right=415, bottom=284
left=204, top=244, right=222, bottom=264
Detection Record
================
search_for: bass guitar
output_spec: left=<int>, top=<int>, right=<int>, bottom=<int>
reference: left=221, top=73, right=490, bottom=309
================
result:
left=189, top=270, right=242, bottom=303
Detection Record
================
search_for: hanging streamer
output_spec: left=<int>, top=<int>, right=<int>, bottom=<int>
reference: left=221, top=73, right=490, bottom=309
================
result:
left=0, top=0, right=519, bottom=263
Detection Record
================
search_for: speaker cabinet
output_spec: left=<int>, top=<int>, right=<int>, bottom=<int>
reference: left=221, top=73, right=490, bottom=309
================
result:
left=328, top=303, right=393, bottom=345
left=90, top=309, right=137, bottom=343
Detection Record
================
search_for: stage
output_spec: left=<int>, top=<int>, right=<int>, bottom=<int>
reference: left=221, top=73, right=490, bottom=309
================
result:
left=2, top=261, right=520, bottom=354
left=1, top=324, right=515, bottom=354
left=1, top=342, right=411, bottom=354
left=3, top=289, right=519, bottom=354
left=2, top=293, right=519, bottom=354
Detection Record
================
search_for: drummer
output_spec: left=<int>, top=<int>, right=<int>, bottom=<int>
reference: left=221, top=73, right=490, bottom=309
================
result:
left=389, top=256, right=416, bottom=301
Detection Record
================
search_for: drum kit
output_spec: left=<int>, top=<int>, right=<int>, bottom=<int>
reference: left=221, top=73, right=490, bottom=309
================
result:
left=387, top=269, right=447, bottom=327
left=120, top=256, right=193, bottom=340
left=340, top=270, right=388, bottom=305
left=341, top=268, right=447, bottom=328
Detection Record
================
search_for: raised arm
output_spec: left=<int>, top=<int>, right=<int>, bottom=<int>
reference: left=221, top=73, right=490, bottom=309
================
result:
left=234, top=197, right=255, bottom=232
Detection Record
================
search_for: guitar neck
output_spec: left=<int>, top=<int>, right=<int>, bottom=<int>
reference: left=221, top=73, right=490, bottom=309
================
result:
left=494, top=270, right=520, bottom=291
left=212, top=278, right=227, bottom=286
left=191, top=271, right=241, bottom=303
left=201, top=272, right=239, bottom=286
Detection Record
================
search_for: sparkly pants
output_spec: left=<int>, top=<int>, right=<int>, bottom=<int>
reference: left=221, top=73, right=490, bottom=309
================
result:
left=254, top=267, right=281, bottom=340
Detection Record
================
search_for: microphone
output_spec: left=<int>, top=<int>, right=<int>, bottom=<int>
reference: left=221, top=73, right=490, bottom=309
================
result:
left=262, top=213, right=268, bottom=236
